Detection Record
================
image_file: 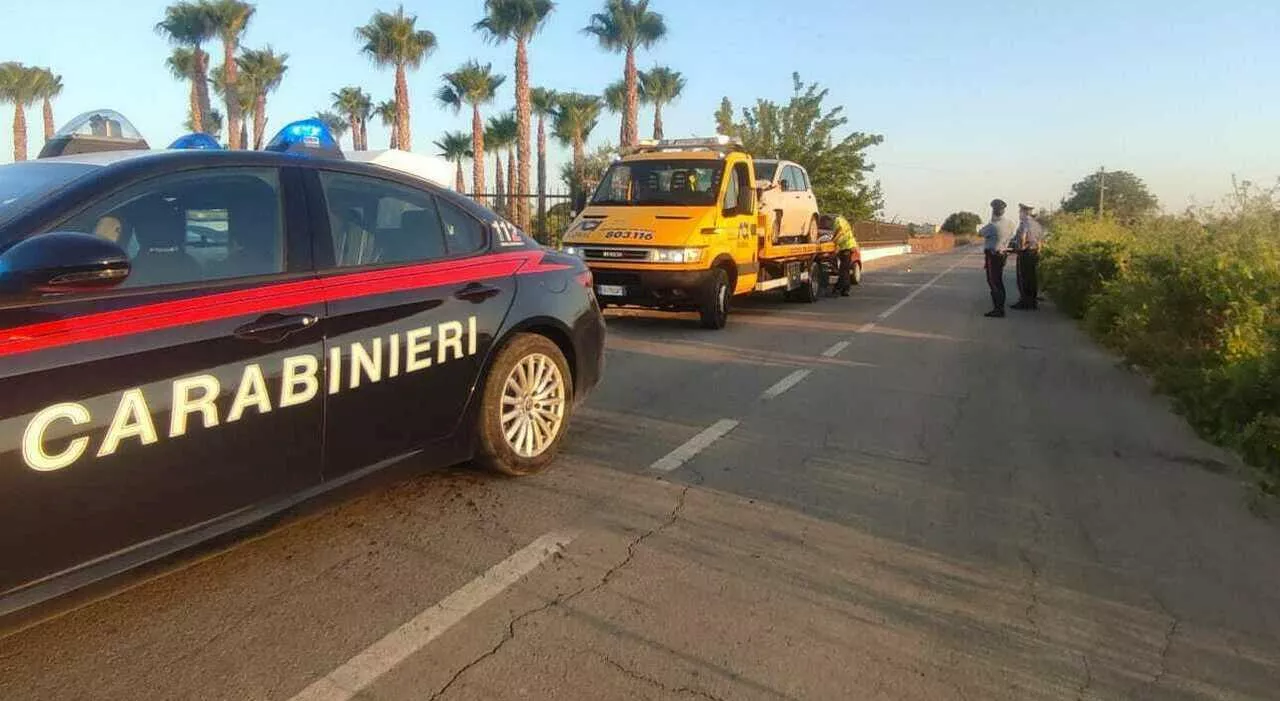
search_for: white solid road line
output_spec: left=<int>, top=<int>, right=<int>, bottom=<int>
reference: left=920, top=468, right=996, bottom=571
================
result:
left=821, top=340, right=851, bottom=358
left=287, top=530, right=578, bottom=701
left=875, top=258, right=965, bottom=321
left=760, top=369, right=813, bottom=400
left=649, top=419, right=741, bottom=472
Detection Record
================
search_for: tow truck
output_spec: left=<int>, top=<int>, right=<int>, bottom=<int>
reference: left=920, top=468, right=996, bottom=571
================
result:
left=562, top=136, right=835, bottom=329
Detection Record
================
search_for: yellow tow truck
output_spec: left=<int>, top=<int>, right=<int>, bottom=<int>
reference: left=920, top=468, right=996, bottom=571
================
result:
left=562, top=136, right=834, bottom=329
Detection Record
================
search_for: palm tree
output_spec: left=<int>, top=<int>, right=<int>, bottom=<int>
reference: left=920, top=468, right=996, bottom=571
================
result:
left=356, top=6, right=437, bottom=152
left=530, top=87, right=558, bottom=239
left=32, top=68, right=63, bottom=144
left=583, top=0, right=666, bottom=148
left=238, top=47, right=287, bottom=149
left=203, top=0, right=254, bottom=149
left=603, top=78, right=646, bottom=146
left=437, top=61, right=505, bottom=199
left=315, top=110, right=350, bottom=149
left=474, top=0, right=554, bottom=229
left=333, top=87, right=373, bottom=151
left=640, top=66, right=683, bottom=140
left=552, top=92, right=603, bottom=200
left=157, top=2, right=218, bottom=133
left=186, top=108, right=224, bottom=140
left=210, top=64, right=254, bottom=149
left=486, top=112, right=518, bottom=214
left=374, top=99, right=399, bottom=148
left=0, top=63, right=40, bottom=161
left=435, top=131, right=472, bottom=192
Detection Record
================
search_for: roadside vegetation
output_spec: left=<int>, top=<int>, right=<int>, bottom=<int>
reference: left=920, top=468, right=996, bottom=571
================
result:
left=1041, top=178, right=1280, bottom=498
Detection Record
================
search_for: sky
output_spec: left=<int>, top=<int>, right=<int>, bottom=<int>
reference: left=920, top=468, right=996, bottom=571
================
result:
left=3, top=0, right=1278, bottom=224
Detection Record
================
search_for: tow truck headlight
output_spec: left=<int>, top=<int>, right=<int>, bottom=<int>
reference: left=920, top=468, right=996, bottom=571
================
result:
left=563, top=245, right=585, bottom=258
left=653, top=247, right=705, bottom=264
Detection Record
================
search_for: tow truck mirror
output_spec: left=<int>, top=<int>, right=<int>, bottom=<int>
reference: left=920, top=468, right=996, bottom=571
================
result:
left=754, top=179, right=774, bottom=192
left=571, top=191, right=587, bottom=216
left=0, top=231, right=131, bottom=295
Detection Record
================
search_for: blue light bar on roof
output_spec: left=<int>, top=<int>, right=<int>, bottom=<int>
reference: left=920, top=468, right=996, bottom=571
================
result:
left=169, top=133, right=224, bottom=150
left=265, top=118, right=344, bottom=159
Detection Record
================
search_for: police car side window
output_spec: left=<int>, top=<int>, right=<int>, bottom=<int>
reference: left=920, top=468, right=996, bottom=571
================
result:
left=61, top=168, right=284, bottom=289
left=318, top=172, right=447, bottom=267
left=434, top=198, right=487, bottom=255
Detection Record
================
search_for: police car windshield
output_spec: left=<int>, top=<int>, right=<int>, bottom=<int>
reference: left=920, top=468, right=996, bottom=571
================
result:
left=0, top=162, right=96, bottom=235
left=591, top=159, right=725, bottom=207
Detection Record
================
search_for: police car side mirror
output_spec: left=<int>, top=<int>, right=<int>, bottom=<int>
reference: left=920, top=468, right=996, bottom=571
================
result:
left=0, top=232, right=131, bottom=295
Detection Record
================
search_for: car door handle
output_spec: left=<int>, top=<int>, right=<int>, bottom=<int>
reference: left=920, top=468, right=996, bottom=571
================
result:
left=233, top=313, right=318, bottom=343
left=454, top=283, right=501, bottom=303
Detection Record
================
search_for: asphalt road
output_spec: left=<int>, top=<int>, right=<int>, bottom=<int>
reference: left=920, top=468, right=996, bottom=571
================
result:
left=3, top=248, right=1280, bottom=700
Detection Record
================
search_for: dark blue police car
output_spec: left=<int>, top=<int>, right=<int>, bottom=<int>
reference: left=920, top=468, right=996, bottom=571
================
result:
left=0, top=113, right=604, bottom=616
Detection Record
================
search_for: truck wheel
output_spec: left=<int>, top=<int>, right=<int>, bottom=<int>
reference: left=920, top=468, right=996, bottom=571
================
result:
left=803, top=261, right=822, bottom=302
left=852, top=261, right=863, bottom=286
left=474, top=333, right=574, bottom=477
left=700, top=268, right=730, bottom=329
left=806, top=215, right=819, bottom=243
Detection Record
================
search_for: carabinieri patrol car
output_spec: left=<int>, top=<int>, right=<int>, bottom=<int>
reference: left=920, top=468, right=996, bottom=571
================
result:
left=0, top=112, right=604, bottom=616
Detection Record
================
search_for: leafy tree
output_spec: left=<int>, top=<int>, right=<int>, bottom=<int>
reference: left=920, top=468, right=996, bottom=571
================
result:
left=357, top=6, right=438, bottom=152
left=640, top=66, right=682, bottom=140
left=583, top=0, right=666, bottom=148
left=716, top=73, right=885, bottom=222
left=204, top=0, right=255, bottom=149
left=941, top=211, right=981, bottom=235
left=530, top=87, right=559, bottom=239
left=475, top=0, right=554, bottom=229
left=1061, top=170, right=1158, bottom=221
left=32, top=68, right=63, bottom=144
left=157, top=2, right=218, bottom=133
left=559, top=142, right=616, bottom=196
left=438, top=61, right=506, bottom=198
left=238, top=47, right=288, bottom=149
left=374, top=99, right=399, bottom=148
left=332, top=87, right=373, bottom=150
left=435, top=130, right=472, bottom=192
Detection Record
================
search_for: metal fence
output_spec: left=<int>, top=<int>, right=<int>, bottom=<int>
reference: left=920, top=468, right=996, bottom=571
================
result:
left=854, top=221, right=912, bottom=246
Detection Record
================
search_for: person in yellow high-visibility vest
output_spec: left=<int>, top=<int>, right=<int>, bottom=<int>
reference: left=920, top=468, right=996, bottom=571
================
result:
left=833, top=215, right=858, bottom=296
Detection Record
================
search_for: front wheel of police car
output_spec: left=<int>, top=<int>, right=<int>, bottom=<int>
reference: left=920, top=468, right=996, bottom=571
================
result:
left=475, top=333, right=575, bottom=476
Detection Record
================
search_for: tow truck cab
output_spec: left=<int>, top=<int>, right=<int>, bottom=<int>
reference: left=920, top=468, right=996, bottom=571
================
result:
left=562, top=136, right=831, bottom=329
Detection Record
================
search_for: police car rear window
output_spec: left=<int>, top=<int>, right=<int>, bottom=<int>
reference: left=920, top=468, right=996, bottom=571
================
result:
left=0, top=162, right=97, bottom=236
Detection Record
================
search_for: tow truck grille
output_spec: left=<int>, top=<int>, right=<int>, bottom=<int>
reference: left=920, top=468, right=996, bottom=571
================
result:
left=582, top=248, right=650, bottom=261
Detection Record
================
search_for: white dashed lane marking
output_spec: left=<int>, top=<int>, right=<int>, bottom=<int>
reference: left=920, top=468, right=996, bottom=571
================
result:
left=288, top=530, right=578, bottom=701
left=649, top=419, right=741, bottom=472
left=760, top=369, right=812, bottom=400
left=821, top=340, right=851, bottom=358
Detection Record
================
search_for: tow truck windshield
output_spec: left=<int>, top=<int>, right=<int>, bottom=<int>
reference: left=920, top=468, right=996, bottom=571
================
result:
left=590, top=159, right=725, bottom=207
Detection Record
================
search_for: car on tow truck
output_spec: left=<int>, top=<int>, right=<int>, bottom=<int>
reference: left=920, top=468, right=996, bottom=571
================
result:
left=0, top=112, right=604, bottom=617
left=562, top=136, right=835, bottom=329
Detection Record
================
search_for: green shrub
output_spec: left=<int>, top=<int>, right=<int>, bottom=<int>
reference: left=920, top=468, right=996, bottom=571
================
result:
left=1042, top=194, right=1280, bottom=495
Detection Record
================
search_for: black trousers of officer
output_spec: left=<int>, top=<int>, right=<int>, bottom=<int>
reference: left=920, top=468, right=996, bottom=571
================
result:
left=984, top=250, right=1007, bottom=311
left=837, top=249, right=854, bottom=294
left=1016, top=249, right=1040, bottom=306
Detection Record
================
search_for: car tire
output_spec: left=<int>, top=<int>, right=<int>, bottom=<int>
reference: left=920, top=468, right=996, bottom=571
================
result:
left=474, top=333, right=574, bottom=477
left=700, top=268, right=730, bottom=330
left=803, top=261, right=821, bottom=302
left=852, top=261, right=863, bottom=286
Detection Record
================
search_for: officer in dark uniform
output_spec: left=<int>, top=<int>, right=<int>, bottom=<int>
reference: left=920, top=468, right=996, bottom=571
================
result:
left=979, top=199, right=1016, bottom=317
left=1011, top=203, right=1043, bottom=310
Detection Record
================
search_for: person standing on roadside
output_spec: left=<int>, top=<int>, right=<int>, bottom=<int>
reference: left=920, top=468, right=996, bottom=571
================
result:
left=1011, top=203, right=1044, bottom=310
left=833, top=214, right=858, bottom=296
left=979, top=198, right=1016, bottom=318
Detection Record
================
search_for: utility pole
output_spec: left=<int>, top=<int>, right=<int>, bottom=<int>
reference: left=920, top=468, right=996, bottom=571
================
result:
left=1097, top=166, right=1106, bottom=219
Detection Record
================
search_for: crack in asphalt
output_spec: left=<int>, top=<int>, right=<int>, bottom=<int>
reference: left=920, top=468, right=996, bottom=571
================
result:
left=1075, top=652, right=1094, bottom=701
left=1144, top=599, right=1181, bottom=692
left=595, top=651, right=726, bottom=701
left=427, top=483, right=692, bottom=700
left=1018, top=506, right=1045, bottom=633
